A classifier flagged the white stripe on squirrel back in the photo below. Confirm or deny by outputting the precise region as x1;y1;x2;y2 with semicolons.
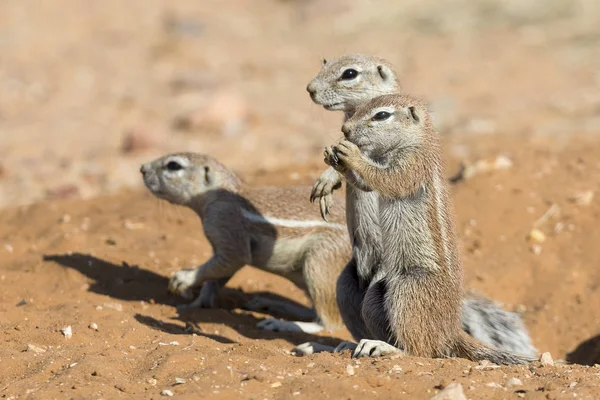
242;209;345;231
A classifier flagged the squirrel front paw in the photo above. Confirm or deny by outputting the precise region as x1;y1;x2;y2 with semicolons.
332;140;362;169
310;166;342;221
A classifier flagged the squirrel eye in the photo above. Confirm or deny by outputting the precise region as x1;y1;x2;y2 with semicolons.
371;111;392;121
165;161;183;171
340;68;359;80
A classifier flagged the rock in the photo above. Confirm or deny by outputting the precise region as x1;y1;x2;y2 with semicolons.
430;382;467;400
26;344;46;354
540;352;554;367
270;382;282;388
160;389;174;396
507;377;523;387
475;360;500;370
527;229;546;244
389;365;403;374
450;155;513;183
174;377;186;385
147;378;157;386
346;365;355;376
89;322;98;330
530;244;542;255
570;190;594;206
103;302;123;312
61;325;73;339
486;382;503;389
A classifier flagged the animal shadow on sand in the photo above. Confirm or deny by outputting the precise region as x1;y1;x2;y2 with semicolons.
43;253;342;349
567;334;600;366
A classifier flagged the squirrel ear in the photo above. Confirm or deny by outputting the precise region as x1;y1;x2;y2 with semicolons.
204;166;211;185
406;106;420;123
377;65;393;82
322;58;327;66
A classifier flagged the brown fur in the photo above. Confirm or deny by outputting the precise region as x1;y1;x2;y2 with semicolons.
329;94;534;364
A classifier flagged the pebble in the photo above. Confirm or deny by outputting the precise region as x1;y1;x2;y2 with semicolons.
174;377;186;385
160;389;174;397
452;155;512;182
475;360;500;370
430;382;467;400
570;190;594;206
389;365;403;374
89;322;98;330
147;378;157;386
103;302;123;312
486;382;503;389
61;325;73;339
527;229;546;244
26;344;46;354
271;382;282;388
530;244;543;255
540;352;554;367
346;365;355;376
507;377;523;387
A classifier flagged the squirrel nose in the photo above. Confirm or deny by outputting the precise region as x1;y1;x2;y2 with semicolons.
140;164;147;175
306;82;317;96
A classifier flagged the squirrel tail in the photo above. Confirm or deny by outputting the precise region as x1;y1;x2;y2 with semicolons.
453;330;537;365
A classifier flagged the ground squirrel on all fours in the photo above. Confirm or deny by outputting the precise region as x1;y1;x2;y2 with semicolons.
325;93;536;364
298;54;537;358
140;152;350;335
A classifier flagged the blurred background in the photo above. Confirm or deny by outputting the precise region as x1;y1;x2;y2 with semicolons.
1;2;600;395
0;0;599;207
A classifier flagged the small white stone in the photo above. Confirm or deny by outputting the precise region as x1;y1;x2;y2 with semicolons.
61;326;73;339
26;344;46;354
486;382;503;389
506;377;523;387
270;382;282;388
174;377;186;385
89;322;98;330
346;365;355;376
530;244;543;255
160;389;174;396
540;352;554;367
103;302;123;312
389;365;403;374
147;378;157;386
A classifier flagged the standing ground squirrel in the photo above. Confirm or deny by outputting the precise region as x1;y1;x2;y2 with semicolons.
300;54;536;358
325;93;535;364
140;152;350;334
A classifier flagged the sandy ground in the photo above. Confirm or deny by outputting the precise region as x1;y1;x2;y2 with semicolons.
1;0;600;399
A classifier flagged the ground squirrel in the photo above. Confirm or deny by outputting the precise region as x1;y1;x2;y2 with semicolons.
325;93;535;364
140;152;350;334
299;54;536;358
